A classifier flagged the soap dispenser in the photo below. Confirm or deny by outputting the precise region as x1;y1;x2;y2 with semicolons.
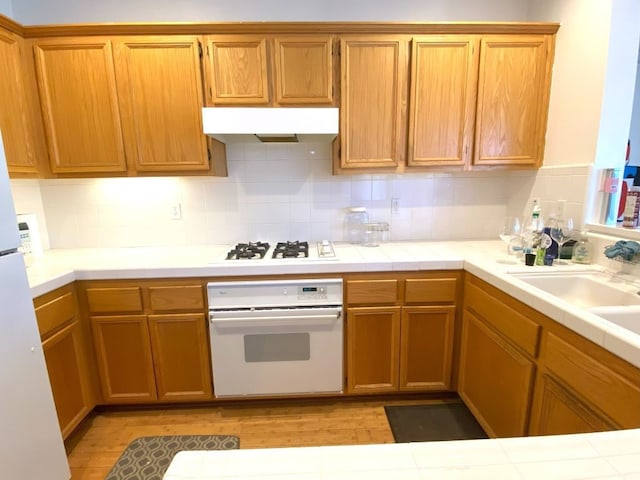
571;232;591;264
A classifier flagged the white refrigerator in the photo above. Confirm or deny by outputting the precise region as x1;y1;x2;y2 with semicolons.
0;130;70;479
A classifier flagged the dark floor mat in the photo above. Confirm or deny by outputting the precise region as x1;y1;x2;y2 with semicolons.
384;403;488;443
106;434;239;480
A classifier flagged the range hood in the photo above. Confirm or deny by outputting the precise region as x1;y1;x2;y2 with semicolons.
202;107;339;143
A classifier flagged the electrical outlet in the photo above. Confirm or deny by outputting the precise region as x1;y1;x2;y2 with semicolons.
391;198;400;214
169;203;182;220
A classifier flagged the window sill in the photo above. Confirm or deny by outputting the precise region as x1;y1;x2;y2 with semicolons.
586;223;640;241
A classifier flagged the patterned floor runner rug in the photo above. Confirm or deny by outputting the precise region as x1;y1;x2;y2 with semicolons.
106;434;240;480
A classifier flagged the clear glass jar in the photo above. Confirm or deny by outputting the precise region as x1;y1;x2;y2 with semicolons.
362;221;389;247
345;207;369;244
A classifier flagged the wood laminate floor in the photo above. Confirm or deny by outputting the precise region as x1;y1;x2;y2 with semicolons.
66;396;458;479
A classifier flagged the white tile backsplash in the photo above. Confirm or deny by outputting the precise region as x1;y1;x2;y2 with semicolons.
9;146;593;249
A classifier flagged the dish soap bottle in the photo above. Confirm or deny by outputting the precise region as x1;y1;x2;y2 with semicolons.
571;232;591;264
525;199;544;262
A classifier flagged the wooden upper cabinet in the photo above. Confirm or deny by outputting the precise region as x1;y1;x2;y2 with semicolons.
0;28;39;175
473;35;553;168
33;38;127;174
205;36;270;105
204;35;334;106
273;36;333;104
408;36;478;168
113;36;209;172
339;36;408;169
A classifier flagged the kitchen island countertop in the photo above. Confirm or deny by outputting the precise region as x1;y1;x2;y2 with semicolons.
163;428;640;480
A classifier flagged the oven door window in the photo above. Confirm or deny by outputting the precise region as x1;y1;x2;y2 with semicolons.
244;333;310;362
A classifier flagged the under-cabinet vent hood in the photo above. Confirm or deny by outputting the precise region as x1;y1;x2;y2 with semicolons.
202;107;339;143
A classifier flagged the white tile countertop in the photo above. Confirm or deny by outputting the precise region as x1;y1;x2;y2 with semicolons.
163;428;640;480
24;240;640;368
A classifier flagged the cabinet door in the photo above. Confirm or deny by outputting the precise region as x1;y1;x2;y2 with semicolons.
273;36;333;105
340;36;408;169
346;306;401;394
113;36;210;172
540;332;640;429
458;310;535;437
400;306;455;391
205;36;269;105
42;320;93;438
0;29;39;175
529;371;614;436
473;35;552;167
91;315;157;403
33;38;127;174
408;36;478;168
148;313;213;401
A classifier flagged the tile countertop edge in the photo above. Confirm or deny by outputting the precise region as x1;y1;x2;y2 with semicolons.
29;269;76;298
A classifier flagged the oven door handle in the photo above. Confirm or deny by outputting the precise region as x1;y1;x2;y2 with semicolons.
210;311;341;329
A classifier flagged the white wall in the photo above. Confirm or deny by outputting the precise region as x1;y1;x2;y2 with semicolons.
9;179;50;250
593;0;640;169
10;0;528;24
0;0;12;17
526;0;612;167
16;143;511;248
514;0;640;229
628;53;640;167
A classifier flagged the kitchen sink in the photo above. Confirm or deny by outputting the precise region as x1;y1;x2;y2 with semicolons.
588;307;640;335
510;271;640;308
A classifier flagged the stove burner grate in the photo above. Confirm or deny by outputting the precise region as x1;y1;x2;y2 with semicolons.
272;241;309;259
226;242;270;260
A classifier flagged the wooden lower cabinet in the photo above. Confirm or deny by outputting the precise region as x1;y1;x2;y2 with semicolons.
346;305;456;394
400;306;455;391
529;371;614;435
91;315;157;403
35;284;96;439
529;331;640;433
84;279;213;404
148;313;212;401
462;273;640;438
345;272;460;395
41;320;93;438
347;307;401;393
458;310;535;437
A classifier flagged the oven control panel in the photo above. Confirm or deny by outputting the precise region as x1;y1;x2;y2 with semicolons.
298;285;329;301
208;278;343;309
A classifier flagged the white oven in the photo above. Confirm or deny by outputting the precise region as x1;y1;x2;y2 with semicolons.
207;278;343;398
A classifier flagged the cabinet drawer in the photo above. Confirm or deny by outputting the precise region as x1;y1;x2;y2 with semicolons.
545;332;640;428
148;285;204;312
405;278;457;304
35;291;76;338
346;279;399;305
86;287;143;314
464;280;540;357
